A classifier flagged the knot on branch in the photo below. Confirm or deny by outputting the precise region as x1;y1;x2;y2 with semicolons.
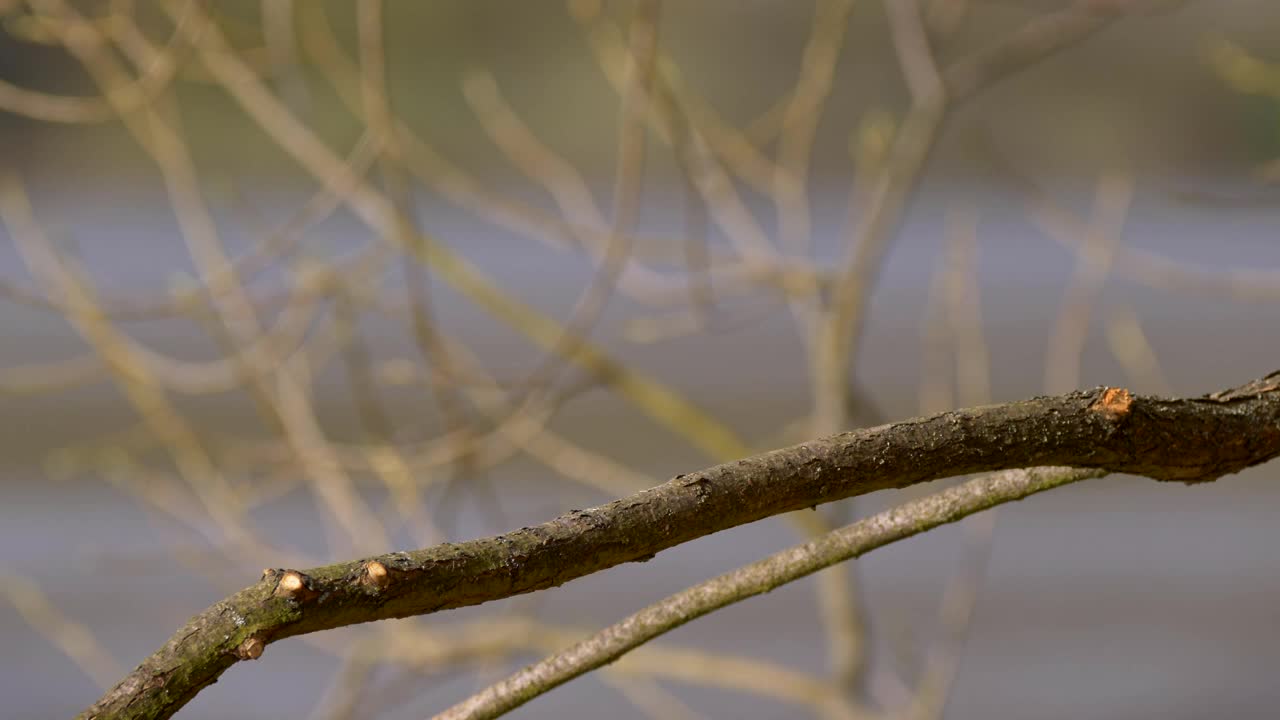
272;570;318;602
359;560;392;591
1090;386;1133;421
234;636;265;661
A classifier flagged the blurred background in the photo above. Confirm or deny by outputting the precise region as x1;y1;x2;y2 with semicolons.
3;1;1280;718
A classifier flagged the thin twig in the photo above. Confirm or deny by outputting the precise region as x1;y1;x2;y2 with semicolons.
433;467;1103;720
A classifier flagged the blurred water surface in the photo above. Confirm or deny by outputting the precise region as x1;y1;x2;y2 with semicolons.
4;1;1280;716
3;180;1279;719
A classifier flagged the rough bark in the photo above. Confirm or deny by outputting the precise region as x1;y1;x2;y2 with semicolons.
79;373;1280;719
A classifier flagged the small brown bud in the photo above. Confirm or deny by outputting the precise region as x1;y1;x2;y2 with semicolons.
274;570;310;599
1091;387;1133;420
236;637;265;660
362;560;390;589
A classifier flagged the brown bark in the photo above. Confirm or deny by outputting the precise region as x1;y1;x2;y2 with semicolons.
81;373;1280;719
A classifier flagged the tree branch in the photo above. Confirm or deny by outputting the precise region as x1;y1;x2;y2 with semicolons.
435;466;1106;720
81;372;1280;719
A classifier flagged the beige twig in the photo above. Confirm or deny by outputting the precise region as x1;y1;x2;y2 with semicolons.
165;0;752;462
1104;305;1172;394
1045;172;1131;393
0;0;193;123
3;575;124;690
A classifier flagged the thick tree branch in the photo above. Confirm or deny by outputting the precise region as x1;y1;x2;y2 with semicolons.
81;372;1280;719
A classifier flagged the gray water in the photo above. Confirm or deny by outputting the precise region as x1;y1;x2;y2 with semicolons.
3;180;1280;719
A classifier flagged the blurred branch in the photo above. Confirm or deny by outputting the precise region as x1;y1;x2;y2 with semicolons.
0;171;254;546
815;0;943;440
1044;172;1130;393
815;0;1143;438
569;1;781;261
994;150;1280;301
2;576;124;690
82;372;1280;719
941;0;1133;104
347;615;861;717
0;0;193;123
0;129;380;323
904;205;997;720
165;0;754;463
1105;305;1171;394
507;0;660;402
775;0;856;270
